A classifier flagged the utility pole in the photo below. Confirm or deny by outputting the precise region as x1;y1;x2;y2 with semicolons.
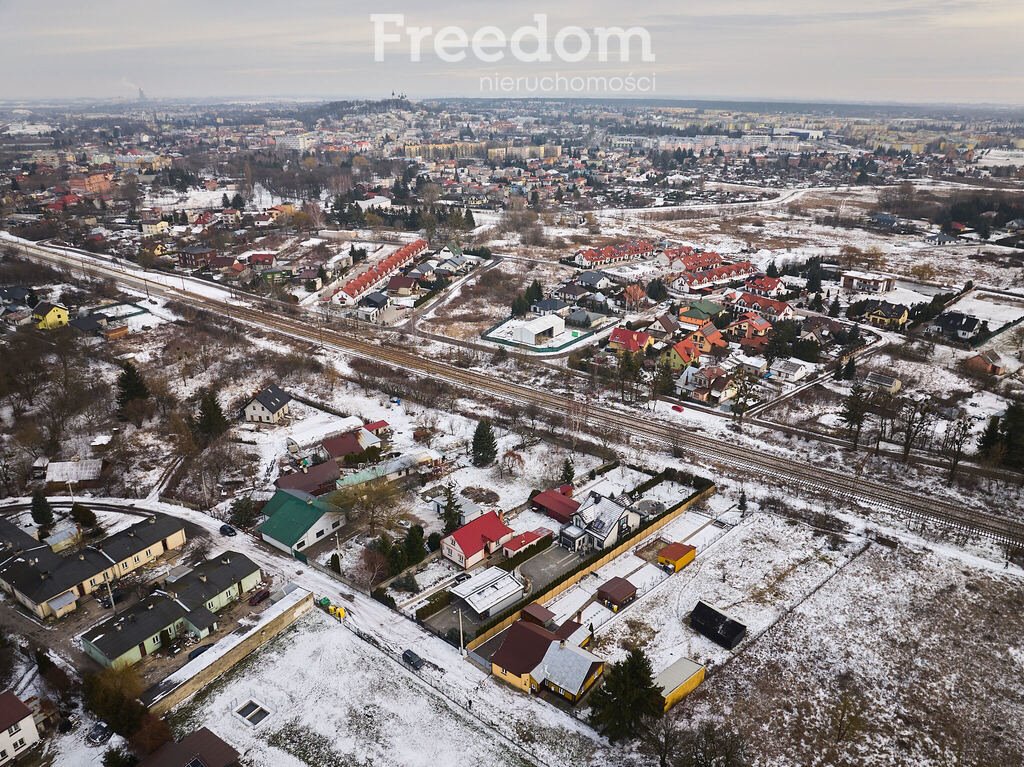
458;608;465;656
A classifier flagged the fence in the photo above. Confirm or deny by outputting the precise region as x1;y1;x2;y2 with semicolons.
466;483;717;651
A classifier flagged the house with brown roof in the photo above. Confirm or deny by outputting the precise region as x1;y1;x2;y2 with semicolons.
0;691;40;763
489;620;604;703
139;726;239;767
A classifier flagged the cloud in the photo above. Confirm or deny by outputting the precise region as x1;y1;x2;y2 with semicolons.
0;0;1019;104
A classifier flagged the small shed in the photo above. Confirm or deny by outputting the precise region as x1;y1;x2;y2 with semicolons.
521;602;556;628
596;577;637;612
690;600;746;650
658;542;696;573
654;657;706;712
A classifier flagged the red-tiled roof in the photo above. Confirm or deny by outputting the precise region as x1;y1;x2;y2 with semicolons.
532;488;580;524
447;511;513;559
503;528;551;553
608;327;652;353
659;542;696;562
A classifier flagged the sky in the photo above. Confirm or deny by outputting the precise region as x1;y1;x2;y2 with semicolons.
0;0;1022;105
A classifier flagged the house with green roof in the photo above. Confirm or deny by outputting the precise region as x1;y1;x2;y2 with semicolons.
259;489;343;555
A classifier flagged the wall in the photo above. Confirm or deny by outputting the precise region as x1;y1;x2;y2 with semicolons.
663;667;705;712
146;592;313;716
295;513;345;551
467;485;716;652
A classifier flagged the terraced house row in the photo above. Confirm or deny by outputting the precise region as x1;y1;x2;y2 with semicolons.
0;516;186;619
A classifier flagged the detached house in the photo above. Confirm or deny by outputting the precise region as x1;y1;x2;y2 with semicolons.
607;327;653;355
559;492;640;553
244;384;292;424
32;301;69;330
677;366;736;405
0;691;41;763
259;489;344;555
859;300;909;330
441;511;514;569
661;338;699;371
490;619;604;703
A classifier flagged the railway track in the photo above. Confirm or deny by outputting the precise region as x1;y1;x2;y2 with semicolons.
12;240;1024;548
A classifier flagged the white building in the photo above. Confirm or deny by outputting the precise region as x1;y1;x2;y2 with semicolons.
449;566;526;618
512;315;565;346
0;692;40;764
244;384;292;424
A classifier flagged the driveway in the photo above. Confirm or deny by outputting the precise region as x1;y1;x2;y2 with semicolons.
519;545;582;595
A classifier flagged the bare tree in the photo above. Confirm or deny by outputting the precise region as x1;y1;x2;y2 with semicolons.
895;398;936;463
639;714;687;767
941;414;973;483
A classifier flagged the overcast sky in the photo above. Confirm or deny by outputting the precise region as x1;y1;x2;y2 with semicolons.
1;0;1021;105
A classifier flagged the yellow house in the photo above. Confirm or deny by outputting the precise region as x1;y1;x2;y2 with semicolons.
862;301;908;330
658;542;696;573
661;339;699;372
655;657;706;712
0;515;187;620
490;620;604;704
33;301;69;330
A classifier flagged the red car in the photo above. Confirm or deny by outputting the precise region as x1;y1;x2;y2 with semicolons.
248;588;271;606
671;404;685;413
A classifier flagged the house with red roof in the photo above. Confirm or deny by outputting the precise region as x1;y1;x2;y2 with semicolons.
607;327;654;355
334;239;428;304
661;338;700;371
441;511;514;569
744;275;786;298
673;261;757;293
573;239;655;268
726;291;795;322
688;322;729;354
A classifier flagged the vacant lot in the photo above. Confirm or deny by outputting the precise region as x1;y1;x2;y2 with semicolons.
681;542;1024;767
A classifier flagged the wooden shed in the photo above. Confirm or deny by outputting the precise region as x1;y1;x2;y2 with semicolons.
654;657;706;712
658;542;696;572
690;600;746;650
596;576;636;612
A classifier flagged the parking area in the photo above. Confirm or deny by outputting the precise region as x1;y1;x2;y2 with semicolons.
519;544;582;595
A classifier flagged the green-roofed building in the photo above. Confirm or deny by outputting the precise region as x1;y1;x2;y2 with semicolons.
259;489;343;555
681;299;725;322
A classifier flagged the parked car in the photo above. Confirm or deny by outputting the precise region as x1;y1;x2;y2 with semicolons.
671;404;685;412
86;722;113;746
248;588;271;606
402;649;425;670
187;645;211;661
219;524;237;537
453;573;471;584
98;590;125;609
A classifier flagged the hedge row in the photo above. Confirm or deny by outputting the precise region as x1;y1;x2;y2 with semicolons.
497;534;553;572
628;465;715;498
415;589;451;621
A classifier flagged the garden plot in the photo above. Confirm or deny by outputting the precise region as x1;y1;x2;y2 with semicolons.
682;541;1024;767
950;290;1024;329
172;611;603;767
592;513;860;671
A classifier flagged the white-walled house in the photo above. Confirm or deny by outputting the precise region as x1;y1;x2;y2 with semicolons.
0;692;40;764
244;384;292;424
